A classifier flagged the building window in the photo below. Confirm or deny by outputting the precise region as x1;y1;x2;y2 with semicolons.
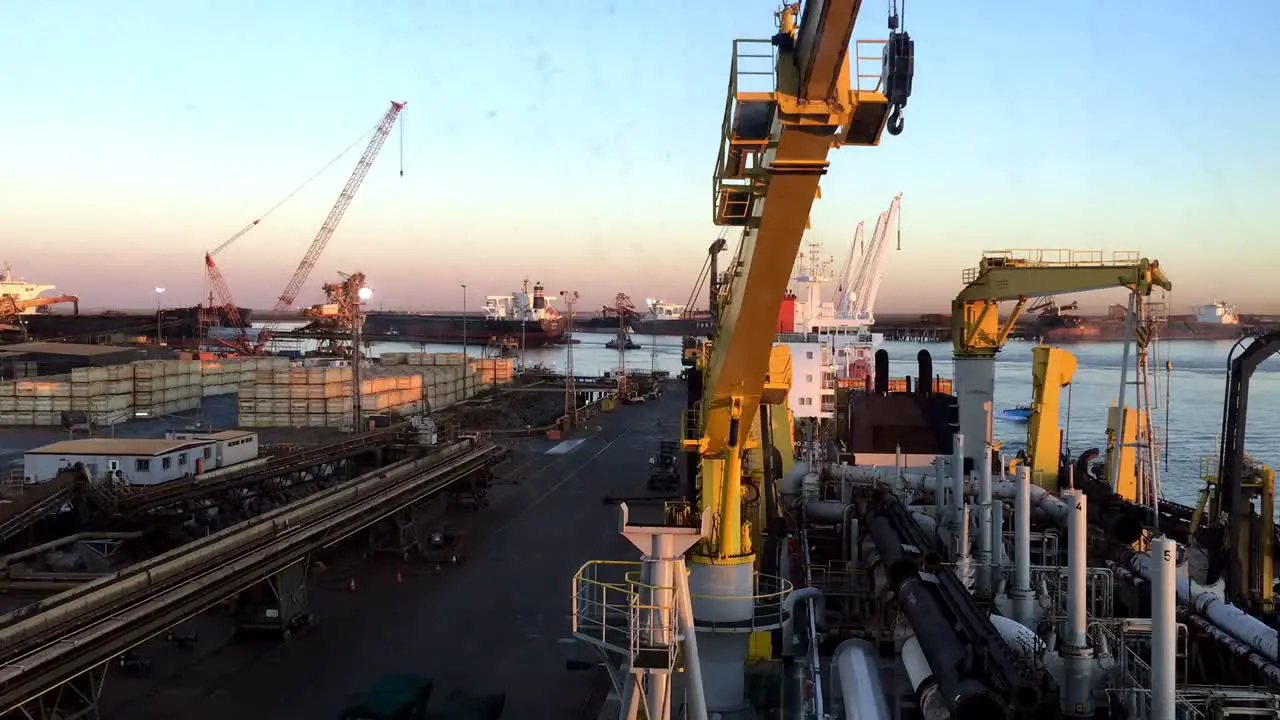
135;459;150;473
162;457;172;470
204;447;212;459
806;351;814;360
805;374;813;383
178;453;188;466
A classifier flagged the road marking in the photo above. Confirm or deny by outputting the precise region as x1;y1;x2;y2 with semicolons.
545;439;586;456
494;433;624;535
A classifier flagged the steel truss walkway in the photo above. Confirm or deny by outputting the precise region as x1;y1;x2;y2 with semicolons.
0;436;506;719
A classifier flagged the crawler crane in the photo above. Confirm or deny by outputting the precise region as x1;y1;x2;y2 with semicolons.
570;4;915;720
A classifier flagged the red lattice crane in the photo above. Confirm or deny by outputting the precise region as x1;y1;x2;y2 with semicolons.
205;100;405;354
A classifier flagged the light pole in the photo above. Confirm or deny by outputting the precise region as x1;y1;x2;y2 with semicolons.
460;283;468;399
352;285;373;433
154;287;166;345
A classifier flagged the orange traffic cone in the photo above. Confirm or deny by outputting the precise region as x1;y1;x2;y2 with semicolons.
349;577;357;592
395;569;404;584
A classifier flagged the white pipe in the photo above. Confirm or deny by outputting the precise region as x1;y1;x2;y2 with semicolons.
780;461;811;497
834;639;891;720
933;459;946;520
895;444;903;481
901;636;948;720
674;558;709;720
1150;537;1177;720
988;614;1046;658
950;433;965;533
956;503;973;589
830;465;1067;521
977;448;993;594
1129;548;1279;661
991;499;1005;575
1064;489;1087;650
1012;466;1036;629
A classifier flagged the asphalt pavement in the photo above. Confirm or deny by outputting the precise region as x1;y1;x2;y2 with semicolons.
101;389;683;720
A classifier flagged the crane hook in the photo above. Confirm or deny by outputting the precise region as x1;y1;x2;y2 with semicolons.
887;106;905;136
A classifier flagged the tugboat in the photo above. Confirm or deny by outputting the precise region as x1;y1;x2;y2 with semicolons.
605;333;642;350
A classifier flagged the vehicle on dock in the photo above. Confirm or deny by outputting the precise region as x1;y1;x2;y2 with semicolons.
340;674;433;720
647;441;680;492
422;527;464;564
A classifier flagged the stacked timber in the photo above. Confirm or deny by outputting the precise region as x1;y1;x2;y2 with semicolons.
200;356;286;396
237;365;425;429
0;364;136;426
132;359;202;417
469;357;515;386
379;352;486;407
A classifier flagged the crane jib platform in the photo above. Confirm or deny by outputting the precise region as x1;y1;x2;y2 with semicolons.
0;438;505;716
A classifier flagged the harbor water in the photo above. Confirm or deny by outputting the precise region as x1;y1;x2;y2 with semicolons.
266;326;1279;509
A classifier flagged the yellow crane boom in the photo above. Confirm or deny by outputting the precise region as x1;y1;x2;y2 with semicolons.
688;1;907;563
949;248;1172;467
952;249;1172;357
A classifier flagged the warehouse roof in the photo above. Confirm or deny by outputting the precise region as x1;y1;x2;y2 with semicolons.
177;430;256;442
26;438;214;457
2;342;134;357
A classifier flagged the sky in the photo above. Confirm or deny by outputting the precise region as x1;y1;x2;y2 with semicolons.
1;0;1277;315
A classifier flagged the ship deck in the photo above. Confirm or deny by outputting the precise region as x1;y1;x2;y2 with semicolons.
102;388;683;720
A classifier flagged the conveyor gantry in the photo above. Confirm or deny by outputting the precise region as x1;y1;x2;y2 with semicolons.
0;436;506;719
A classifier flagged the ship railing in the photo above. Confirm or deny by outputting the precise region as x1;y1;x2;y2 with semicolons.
975;248;1144;271
712;38;776;225
1092;617;1204;719
809;561;867;598
571;560;678;672
686;571;794;634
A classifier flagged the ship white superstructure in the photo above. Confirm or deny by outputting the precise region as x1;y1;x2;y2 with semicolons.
0;263;56;315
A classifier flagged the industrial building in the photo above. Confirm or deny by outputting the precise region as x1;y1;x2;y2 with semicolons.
0;342;165;379
22;437;218;485
172;430;259;468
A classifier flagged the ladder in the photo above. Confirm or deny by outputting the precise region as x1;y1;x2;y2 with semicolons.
1109;292;1166;518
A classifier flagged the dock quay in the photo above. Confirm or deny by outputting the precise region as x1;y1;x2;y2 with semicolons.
0;372;673;719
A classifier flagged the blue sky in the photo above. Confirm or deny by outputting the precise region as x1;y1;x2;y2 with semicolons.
0;0;1275;313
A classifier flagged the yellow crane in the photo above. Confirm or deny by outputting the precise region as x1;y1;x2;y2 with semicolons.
950;250;1172;473
662;1;915;714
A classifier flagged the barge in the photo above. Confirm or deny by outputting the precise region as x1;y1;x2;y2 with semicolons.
361;281;564;347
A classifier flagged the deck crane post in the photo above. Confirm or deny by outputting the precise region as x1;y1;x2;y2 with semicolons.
849;192;901;322
569;6;913;718
687;2;909;715
252;101;405;353
830;220;864;314
950;250;1171;472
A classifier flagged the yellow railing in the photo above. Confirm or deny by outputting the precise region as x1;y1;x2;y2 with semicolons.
853;39;888;94
711;38;775;224
572;560;678;668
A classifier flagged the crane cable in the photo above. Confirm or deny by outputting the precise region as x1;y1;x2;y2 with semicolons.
209;119;384;258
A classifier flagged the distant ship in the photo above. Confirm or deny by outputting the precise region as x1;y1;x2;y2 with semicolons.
0;263;57;314
629;301;714;337
362;281;565;348
1039;300;1249;343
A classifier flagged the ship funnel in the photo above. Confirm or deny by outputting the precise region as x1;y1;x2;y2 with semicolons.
917;350;933;396
532;282;546;310
874;350;890;394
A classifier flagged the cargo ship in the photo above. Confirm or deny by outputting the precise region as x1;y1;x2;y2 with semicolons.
629;301;713;336
361;281;565;347
5;306;253;345
1038;300;1254;342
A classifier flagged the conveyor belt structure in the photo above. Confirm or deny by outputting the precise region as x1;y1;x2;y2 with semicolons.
0;436;506;717
114;426;410;515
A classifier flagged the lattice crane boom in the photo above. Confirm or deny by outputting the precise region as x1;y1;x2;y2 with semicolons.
254;101;405;352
